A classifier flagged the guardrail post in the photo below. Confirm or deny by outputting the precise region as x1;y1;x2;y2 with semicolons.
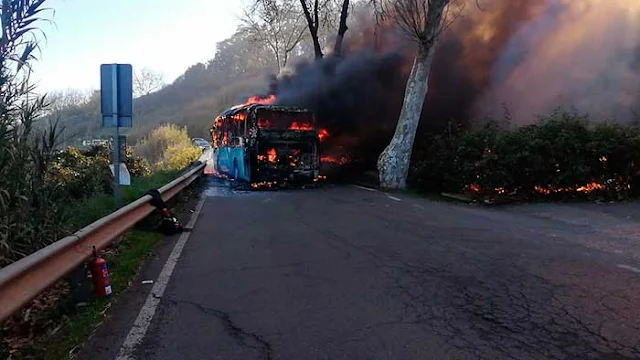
68;263;92;305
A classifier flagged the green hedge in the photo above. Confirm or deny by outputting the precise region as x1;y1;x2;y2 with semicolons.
409;111;640;201
0;145;152;267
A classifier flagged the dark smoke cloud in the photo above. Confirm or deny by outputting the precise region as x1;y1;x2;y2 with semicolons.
422;0;547;129
271;50;407;167
274;50;404;131
260;0;640;166
473;0;640;122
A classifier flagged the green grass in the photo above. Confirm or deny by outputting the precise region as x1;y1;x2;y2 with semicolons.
13;230;162;360
8;169;194;359
68;170;181;229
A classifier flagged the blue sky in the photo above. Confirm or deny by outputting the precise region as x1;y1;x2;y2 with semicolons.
32;0;244;93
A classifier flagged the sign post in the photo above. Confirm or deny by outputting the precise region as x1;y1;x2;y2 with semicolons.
100;64;133;206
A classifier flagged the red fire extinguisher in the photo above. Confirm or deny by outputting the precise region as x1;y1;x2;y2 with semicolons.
91;246;113;297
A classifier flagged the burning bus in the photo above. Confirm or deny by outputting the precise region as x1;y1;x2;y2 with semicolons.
210;103;321;186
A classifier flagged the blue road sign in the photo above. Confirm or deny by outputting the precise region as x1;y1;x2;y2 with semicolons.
100;64;133;128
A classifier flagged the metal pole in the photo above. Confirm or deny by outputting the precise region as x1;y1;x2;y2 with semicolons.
111;64;120;206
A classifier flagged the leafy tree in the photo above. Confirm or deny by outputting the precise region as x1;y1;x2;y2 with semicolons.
135;124;202;171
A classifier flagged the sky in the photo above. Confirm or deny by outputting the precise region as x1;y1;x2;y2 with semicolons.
31;0;244;93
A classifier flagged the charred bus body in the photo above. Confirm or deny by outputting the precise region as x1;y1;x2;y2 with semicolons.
210;104;320;185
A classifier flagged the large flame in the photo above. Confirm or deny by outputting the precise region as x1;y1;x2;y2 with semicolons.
253;0;640;173
230;93;331;143
230;94;276;110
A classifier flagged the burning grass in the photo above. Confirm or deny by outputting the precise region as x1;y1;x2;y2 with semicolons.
409;111;640;203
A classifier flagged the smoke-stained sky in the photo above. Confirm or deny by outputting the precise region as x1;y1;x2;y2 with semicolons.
230;0;640;170
272;0;640;129
465;0;640;123
257;0;640;167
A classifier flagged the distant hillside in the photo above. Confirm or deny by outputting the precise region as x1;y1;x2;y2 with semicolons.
41;1;365;147
48;65;271;147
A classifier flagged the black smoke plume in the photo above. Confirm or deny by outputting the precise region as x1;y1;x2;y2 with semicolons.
258;0;640;169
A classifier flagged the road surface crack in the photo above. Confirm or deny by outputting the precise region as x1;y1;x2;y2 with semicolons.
175;299;273;360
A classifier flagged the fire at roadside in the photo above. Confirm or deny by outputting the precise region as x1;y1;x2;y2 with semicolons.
462;180;628;204
211;93;358;190
236;0;640;193
235;96;361;171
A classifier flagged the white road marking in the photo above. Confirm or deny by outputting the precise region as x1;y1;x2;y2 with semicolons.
115;195;207;360
617;264;640;274
353;184;378;192
387;195;402;202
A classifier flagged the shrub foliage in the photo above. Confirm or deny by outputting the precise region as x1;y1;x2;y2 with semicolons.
1;142;152;267
135;124;202;171
409;111;640;202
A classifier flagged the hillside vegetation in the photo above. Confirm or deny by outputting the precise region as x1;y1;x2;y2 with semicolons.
40;0;640;204
42;0;372;146
0;2;204;267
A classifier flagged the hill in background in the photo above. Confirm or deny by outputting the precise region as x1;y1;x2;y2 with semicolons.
47;66;270;147
44;1;346;148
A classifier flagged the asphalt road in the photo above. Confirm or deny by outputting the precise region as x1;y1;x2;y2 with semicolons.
83;176;640;360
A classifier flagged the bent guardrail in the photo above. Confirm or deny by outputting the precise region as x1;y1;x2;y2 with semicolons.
0;162;205;323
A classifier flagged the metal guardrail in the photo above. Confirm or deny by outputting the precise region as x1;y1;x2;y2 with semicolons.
0;162;205;323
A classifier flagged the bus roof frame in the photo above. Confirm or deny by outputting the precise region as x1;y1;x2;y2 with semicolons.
218;104;312;119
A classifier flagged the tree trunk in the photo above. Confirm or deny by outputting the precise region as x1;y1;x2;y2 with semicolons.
376;44;435;189
311;34;323;59
333;0;349;56
300;0;324;59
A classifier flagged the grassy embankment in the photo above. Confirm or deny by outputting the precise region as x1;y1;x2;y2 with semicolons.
3;169;202;360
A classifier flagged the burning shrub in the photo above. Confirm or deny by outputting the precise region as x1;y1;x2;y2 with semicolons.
409;110;640;202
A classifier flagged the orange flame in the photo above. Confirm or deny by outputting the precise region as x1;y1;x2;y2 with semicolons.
289;122;313;130
576;182;606;193
321;155;349;165
257;148;278;163
267;148;277;163
231;94;276;110
251;181;278;189
318;128;329;142
467;181;607;195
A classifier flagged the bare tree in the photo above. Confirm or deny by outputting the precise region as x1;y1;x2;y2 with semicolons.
374;0;463;189
299;0;324;59
243;0;308;71
133;67;165;97
332;0;350;55
299;0;351;58
47;88;91;111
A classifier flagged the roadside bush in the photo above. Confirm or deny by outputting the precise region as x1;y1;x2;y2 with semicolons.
82;144;152;177
48;147;111;198
47;145;152;200
409;110;640;202
155;144;202;171
135;124;201;171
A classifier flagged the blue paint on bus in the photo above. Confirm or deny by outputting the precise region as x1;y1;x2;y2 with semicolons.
210;103;320;184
